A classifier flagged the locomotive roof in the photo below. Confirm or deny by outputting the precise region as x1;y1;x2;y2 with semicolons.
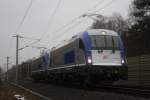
86;29;119;36
51;29;119;51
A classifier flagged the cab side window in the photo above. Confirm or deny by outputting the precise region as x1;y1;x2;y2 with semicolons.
79;39;85;50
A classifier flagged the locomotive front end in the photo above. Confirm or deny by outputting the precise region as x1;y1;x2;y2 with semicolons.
83;29;127;81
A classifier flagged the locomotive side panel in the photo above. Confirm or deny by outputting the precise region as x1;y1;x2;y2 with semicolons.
31;58;42;71
30;29;127;83
50;38;86;69
51;40;75;68
74;39;86;65
51;48;64;67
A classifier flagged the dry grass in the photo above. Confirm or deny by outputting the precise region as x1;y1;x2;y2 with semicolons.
0;83;15;100
0;83;42;100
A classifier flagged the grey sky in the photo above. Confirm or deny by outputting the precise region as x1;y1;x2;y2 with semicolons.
0;0;132;71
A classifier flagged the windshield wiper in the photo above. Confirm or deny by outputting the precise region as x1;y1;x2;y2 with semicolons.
94;39;102;53
112;37;115;53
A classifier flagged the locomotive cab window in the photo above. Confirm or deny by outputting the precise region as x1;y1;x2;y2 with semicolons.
89;35;120;50
79;39;85;50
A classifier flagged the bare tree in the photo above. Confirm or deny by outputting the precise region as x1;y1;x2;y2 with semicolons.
91;13;129;35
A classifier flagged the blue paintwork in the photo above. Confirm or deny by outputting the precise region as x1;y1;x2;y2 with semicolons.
80;31;125;64
41;51;49;70
64;50;75;64
80;31;92;60
118;37;125;60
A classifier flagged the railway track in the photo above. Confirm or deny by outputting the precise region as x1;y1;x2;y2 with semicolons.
14;80;150;100
56;81;150;98
11;82;52;100
95;85;150;98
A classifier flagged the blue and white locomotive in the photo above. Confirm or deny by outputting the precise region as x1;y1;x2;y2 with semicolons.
32;29;127;84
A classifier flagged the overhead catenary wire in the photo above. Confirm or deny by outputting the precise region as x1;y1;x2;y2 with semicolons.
40;17;79;42
19;0;61;50
8;0;33;67
17;36;39;48
46;17;89;47
32;18;79;48
12;0;118;63
18;38;40;51
15;0;33;34
18;36;40;41
41;0;62;40
14;0;62;51
36;0;106;43
12;0;117;52
85;0;106;12
44;0;118;47
93;0;117;13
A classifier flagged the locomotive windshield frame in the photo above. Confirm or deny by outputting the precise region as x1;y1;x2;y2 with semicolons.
89;35;120;50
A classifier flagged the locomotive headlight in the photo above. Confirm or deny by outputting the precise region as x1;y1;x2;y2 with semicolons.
87;56;92;64
101;31;106;35
121;59;125;64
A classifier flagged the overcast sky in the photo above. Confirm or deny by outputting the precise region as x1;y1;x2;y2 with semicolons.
0;0;132;71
